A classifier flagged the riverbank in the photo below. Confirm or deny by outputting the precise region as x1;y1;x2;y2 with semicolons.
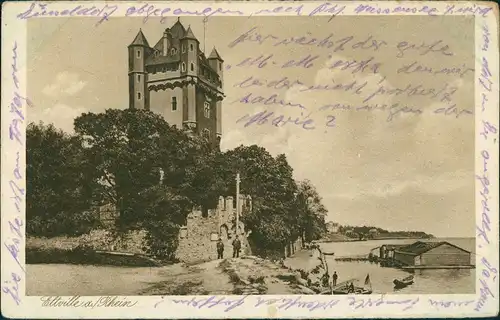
27;249;328;296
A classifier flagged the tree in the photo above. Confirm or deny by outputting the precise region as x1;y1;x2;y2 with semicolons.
216;145;300;250
27;122;97;236
295;180;328;243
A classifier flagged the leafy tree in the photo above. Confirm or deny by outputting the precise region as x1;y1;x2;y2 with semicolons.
295;180;328;242
215;145;300;250
27;122;97;236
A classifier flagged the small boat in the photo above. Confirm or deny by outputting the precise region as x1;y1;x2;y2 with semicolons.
393;275;414;288
322;251;335;256
321;274;373;295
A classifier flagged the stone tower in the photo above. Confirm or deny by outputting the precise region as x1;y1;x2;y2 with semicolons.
127;19;224;146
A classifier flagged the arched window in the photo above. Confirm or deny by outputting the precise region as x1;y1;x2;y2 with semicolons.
137;50;141;58
171;48;177;55
190;43;194;51
137;74;141;82
137;92;141;100
204;101;210;118
181;63;186;72
190;63;195;72
182;45;186;53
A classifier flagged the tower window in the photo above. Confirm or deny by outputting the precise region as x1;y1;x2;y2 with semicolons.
181;63;186;72
219;64;222;71
137;50;141;58
137;92;142;100
171;48;177;55
182;45;186;53
137;74;141;82
190;44;194;51
190;63;195;72
172;97;177;111
204;101;210;118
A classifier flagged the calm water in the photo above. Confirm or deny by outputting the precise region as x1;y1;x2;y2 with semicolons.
27;238;476;295
320;238;476;294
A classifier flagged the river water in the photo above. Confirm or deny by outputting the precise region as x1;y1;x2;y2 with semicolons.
27;238;475;296
319;238;476;294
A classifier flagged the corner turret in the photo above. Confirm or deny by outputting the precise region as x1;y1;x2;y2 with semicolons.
128;29;150;110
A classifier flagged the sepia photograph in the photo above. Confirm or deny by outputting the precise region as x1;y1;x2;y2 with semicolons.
2;1;498;318
23;14;477;297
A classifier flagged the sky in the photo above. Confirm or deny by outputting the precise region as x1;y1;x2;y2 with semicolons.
27;16;475;237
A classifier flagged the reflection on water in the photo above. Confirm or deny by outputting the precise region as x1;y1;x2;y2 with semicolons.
320;238;476;294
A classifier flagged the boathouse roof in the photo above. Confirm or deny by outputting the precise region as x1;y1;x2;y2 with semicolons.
396;241;471;255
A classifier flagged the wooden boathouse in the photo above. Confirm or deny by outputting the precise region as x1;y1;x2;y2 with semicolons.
393;241;473;269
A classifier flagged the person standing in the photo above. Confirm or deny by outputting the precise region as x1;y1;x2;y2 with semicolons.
216;238;224;259
332;271;338;287
232;235;241;258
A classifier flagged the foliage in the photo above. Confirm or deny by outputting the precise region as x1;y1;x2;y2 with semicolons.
27;122;98;236
28;108;329;259
294;180;328;243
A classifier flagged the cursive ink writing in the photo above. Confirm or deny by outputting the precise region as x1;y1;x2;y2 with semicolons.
428;299;474;310
17;3;117;25
476;150;491;245
125;4;244;23
347;295;420;311
255;296;339;311
479;121;497;141
233;92;306;110
354;4;438;16
327;57;382;74
395;40;453;58
2;273;22;305
234;76;304;90
479;57;492;92
237;110;316;130
482;24;490;51
308;2;346;21
433;104;473;119
397;61;474;78
443;4;492;17
362;82;457;104
475;258;498;312
228;27;387;53
171;295;247;312
320;102;423;122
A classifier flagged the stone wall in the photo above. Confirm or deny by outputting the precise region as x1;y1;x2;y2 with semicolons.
175;195;252;263
91;195;252;263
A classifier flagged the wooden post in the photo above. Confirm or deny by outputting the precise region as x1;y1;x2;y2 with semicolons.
235;173;240;235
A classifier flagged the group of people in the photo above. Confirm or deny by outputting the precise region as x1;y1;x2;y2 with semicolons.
216;235;241;259
331;271;356;293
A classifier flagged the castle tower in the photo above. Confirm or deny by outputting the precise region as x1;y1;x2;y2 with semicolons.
128;29;150;110
128;19;224;146
208;48;224;143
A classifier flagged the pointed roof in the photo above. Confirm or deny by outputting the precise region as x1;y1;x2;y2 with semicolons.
129;29;150;47
208;47;223;61
182;26;198;41
170;19;186;39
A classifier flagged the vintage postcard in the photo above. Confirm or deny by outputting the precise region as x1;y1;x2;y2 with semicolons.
1;1;499;318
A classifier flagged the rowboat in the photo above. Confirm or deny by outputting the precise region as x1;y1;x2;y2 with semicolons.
393;275;414;288
321;274;373;295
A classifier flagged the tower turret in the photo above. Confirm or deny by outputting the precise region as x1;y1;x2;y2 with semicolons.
208;47;224;143
128;29;150;110
180;26;199;77
180;26;200;133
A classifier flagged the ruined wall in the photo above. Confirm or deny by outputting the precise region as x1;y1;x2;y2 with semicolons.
95;195;252;263
175;195;252;263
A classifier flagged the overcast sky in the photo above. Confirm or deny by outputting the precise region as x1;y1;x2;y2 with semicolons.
27;16;475;237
